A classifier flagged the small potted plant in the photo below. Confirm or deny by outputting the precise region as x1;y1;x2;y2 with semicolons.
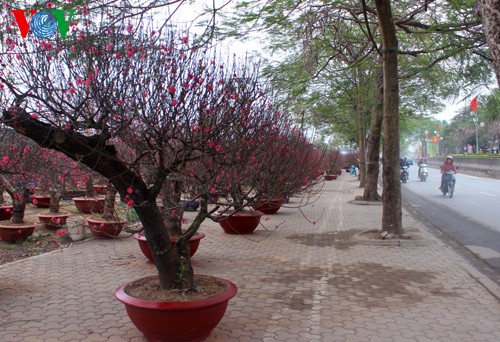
324;149;341;180
73;177;105;214
0;176;37;243
85;182;126;238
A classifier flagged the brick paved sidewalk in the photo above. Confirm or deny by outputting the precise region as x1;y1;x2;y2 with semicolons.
1;174;499;341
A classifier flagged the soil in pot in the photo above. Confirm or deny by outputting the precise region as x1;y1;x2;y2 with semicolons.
115;275;238;342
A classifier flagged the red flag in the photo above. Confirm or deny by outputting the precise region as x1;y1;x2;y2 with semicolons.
470;96;478;111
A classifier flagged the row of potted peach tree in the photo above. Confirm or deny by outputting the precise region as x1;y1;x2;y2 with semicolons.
1;25;293;341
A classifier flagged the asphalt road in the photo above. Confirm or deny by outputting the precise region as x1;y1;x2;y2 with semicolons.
401;165;500;285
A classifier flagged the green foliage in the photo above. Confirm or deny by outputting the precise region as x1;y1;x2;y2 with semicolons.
482;89;500;122
219;0;494;151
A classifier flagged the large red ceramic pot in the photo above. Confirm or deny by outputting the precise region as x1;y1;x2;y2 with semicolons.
86;216;126;238
37;213;70;230
133;232;206;263
251;198;284;215
0;206;14;221
31;195;51;208
0;222;37;243
73;197;105;214
115;275;238;342
217;210;264;235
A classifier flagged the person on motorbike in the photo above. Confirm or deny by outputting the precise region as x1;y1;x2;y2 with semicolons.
417;157;427;179
400;157;410;181
439;156;457;190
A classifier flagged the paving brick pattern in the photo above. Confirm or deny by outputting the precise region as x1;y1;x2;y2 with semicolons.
1;175;499;341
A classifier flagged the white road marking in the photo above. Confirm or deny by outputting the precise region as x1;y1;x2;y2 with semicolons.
479;192;496;197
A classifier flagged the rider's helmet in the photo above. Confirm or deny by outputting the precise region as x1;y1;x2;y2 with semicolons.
446;155;453;161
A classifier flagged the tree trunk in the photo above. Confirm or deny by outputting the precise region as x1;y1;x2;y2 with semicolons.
85;177;95;197
477;0;500;87
374;0;403;236
357;67;366;188
103;182;117;219
11;188;30;224
49;189;61;214
161;179;184;237
134;198;188;288
362;60;384;201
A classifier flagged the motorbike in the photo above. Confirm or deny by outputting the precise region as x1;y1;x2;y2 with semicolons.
400;165;409;183
441;170;456;198
418;163;429;182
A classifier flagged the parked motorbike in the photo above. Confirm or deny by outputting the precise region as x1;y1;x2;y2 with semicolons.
400;165;409;183
418;163;429;182
441;170;456;198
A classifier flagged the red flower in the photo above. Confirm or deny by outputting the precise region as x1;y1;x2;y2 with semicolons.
127;187;133;194
127;200;134;207
56;229;67;236
180;37;189;44
172;99;179;106
167;85;176;94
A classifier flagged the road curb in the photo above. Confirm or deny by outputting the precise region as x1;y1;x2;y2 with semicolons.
461;262;500;301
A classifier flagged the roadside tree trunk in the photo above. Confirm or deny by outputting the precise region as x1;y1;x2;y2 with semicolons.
476;0;500;86
357;67;367;188
374;0;403;236
362;60;384;201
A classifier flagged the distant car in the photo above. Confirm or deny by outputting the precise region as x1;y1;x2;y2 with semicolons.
406;158;414;165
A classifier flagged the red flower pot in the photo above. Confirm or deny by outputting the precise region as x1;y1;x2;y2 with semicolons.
251;198;284;215
217;210;264;235
115;275;237;342
133;232;206;263
31;195;51;208
0;222;37;243
93;185;107;195
73;197;105;214
0;206;14;221
324;174;337;180
86;216;126;238
37;213;70;230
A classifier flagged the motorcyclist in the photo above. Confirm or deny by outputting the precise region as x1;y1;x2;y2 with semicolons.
417;157;427;179
439;156;457;190
399;157;409;180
